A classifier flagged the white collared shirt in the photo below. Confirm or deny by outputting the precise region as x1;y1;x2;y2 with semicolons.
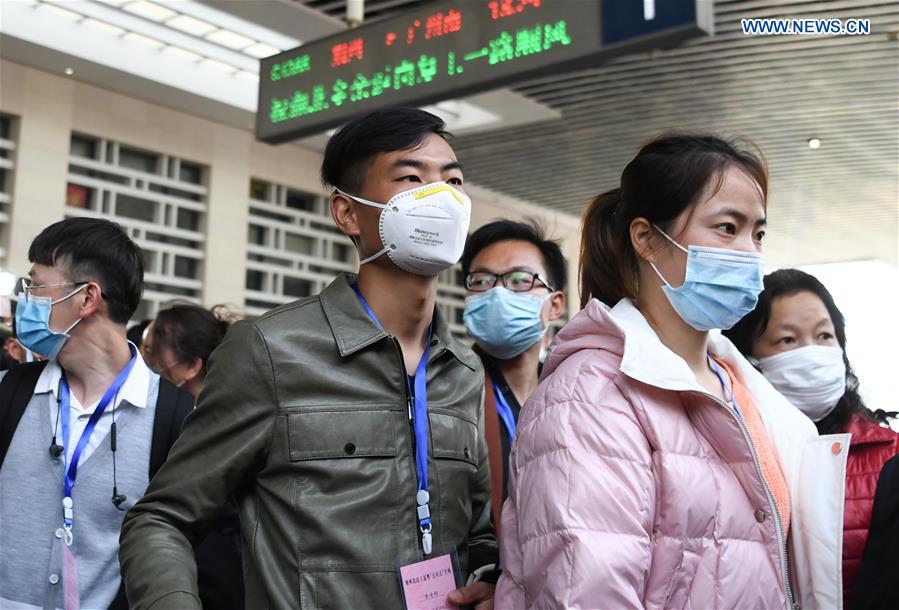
37;345;152;466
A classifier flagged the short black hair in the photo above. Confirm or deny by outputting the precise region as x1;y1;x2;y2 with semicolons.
28;217;144;325
321;107;451;193
461;219;567;293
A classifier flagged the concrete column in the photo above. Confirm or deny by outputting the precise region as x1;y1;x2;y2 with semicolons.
202;128;250;307
6;66;73;276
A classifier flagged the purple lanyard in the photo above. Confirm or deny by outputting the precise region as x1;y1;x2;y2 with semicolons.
59;346;137;544
708;353;741;415
352;284;435;553
492;381;517;442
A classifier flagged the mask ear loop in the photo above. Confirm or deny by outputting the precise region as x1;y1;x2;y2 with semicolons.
334;189;395;266
648;225;689;289
50;283;89;306
359;245;393;266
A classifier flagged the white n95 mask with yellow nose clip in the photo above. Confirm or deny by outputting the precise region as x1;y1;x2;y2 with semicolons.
338;182;471;276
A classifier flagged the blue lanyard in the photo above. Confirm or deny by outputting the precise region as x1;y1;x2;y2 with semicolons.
59;347;137;544
352;284;435;553
707;353;740;415
492;381;517;442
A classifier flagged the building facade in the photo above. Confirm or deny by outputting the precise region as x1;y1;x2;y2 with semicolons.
0;61;580;335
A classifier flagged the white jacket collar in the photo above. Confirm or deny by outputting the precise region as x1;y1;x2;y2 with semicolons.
604;297;847;609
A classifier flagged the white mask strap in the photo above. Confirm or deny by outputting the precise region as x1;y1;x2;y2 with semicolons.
334;189;391;265
51;283;88;306
652;225;689;254
334;189;388;210
63;316;83;335
359;245;391;266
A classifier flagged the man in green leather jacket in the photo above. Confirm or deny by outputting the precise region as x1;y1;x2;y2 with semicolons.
120;108;499;609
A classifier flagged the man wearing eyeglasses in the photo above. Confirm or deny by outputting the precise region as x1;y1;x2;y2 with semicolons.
460;220;567;538
0;217;239;610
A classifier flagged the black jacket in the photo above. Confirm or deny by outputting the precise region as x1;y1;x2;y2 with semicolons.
852;454;899;610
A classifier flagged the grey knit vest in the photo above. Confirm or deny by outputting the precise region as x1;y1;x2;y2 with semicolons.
0;380;157;610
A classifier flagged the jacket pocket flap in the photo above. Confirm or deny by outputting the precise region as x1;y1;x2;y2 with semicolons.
429;411;478;466
287;410;398;460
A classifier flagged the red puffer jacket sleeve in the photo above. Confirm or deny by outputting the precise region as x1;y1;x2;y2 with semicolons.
842;414;899;606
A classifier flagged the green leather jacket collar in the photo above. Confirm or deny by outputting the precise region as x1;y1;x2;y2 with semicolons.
320;273;479;371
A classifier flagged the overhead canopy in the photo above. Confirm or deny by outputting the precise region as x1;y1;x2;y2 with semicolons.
301;0;899;268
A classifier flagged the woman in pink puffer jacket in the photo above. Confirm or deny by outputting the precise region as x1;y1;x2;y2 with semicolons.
495;135;848;610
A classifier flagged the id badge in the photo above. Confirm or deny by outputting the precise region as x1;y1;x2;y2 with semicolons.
397;548;463;610
62;544;80;610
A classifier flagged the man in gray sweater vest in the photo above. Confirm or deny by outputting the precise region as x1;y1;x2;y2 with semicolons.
1;218;164;609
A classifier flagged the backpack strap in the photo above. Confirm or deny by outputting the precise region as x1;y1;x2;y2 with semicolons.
0;362;49;470
149;378;195;479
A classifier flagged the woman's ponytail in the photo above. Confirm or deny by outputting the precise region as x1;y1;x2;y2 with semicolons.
579;188;635;308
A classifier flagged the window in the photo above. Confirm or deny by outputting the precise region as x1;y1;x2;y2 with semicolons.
286;188;316;212
176;208;200;231
284;233;314;255
67;134;208;318
249;178;270;201
119;145;159;173
116;194;157;223
173;255;198;279
283;276;312;298
179;161;203;185
66;184;93;210
70;133;97;159
248;224;267;246
246;270;265;291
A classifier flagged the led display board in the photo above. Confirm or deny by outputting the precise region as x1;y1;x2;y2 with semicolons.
257;0;712;143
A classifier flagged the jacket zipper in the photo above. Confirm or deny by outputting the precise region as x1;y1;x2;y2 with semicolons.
658;384;797;609
392;338;423;554
718;396;796;610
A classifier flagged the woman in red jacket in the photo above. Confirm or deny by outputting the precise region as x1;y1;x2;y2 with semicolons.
725;268;898;607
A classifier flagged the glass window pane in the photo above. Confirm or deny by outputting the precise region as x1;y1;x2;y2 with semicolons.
173;255;198;279
70;134;98;159
116;194;156;222
332;242;352;262
285;189;316;212
119;145;159;173
179;161;203;184
176;208;200;231
246;269;265;291
66;184;94;209
250;179;270;201
283;276;312;298
284;233;313;255
248;224;267;246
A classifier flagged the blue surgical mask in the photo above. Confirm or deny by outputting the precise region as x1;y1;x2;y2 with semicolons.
463;287;550;360
15;286;86;360
649;226;763;331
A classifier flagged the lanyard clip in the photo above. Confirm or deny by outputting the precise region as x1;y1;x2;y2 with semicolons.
420;525;433;555
62;496;74;522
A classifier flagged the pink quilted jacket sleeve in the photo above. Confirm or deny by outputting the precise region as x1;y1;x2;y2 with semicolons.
495;352;655;609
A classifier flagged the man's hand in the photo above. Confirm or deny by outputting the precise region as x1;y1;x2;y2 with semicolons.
447;581;495;610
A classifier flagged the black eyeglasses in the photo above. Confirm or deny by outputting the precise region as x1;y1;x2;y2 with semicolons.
465;270;554;293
